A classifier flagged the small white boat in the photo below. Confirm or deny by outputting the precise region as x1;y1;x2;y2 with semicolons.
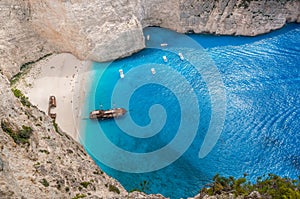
151;68;156;75
160;43;168;47
163;56;168;62
119;69;124;78
178;52;184;60
146;35;150;41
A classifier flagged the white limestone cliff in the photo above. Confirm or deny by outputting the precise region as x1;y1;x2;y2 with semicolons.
1;0;299;78
0;0;54;79
28;0;145;62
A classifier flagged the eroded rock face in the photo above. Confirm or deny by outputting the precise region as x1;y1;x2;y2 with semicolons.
28;0;145;62
1;0;300;78
0;0;55;79
142;0;300;35
175;0;300;35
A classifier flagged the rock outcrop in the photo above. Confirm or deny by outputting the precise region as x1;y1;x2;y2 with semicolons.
142;0;300;35
28;0;145;64
1;0;299;78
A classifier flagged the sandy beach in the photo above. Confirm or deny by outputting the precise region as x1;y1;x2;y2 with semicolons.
16;53;93;142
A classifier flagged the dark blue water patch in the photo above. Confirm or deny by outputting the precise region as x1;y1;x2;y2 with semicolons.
82;24;300;199
205;24;300;182
188;23;300;48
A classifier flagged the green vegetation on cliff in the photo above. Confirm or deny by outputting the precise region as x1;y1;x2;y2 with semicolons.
11;88;31;107
10;53;52;86
200;173;300;198
1;120;32;145
108;184;120;194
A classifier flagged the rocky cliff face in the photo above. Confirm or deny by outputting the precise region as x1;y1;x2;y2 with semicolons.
142;0;300;35
28;0;145;64
0;74;165;198
1;0;299;78
0;0;55;79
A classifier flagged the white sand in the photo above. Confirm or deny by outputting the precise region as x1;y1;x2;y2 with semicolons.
17;53;93;142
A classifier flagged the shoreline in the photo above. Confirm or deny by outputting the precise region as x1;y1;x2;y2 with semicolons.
16;53;93;142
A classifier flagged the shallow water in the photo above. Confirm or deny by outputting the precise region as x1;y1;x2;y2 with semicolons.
80;24;300;198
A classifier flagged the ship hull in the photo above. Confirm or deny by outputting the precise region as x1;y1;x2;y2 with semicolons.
89;108;127;120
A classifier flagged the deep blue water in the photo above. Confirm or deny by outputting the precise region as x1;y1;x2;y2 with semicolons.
80;24;300;199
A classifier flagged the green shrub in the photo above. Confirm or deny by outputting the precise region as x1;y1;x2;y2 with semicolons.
11;88;31;107
108;184;120;194
80;181;91;188
1;121;14;135
12;88;22;98
1;121;32;145
17;125;32;144
72;193;86;199
129;188;143;193
10;53;52;86
53;120;63;136
10;73;23;86
33;162;40;167
129;180;149;193
93;169;103;175
40;178;49;187
39;149;50;154
238;0;251;9
20;96;31;107
200;173;300;198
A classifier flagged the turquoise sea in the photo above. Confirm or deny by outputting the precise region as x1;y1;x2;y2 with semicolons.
80;24;300;198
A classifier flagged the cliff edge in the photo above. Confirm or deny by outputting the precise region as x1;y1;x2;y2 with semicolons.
1;0;299;78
